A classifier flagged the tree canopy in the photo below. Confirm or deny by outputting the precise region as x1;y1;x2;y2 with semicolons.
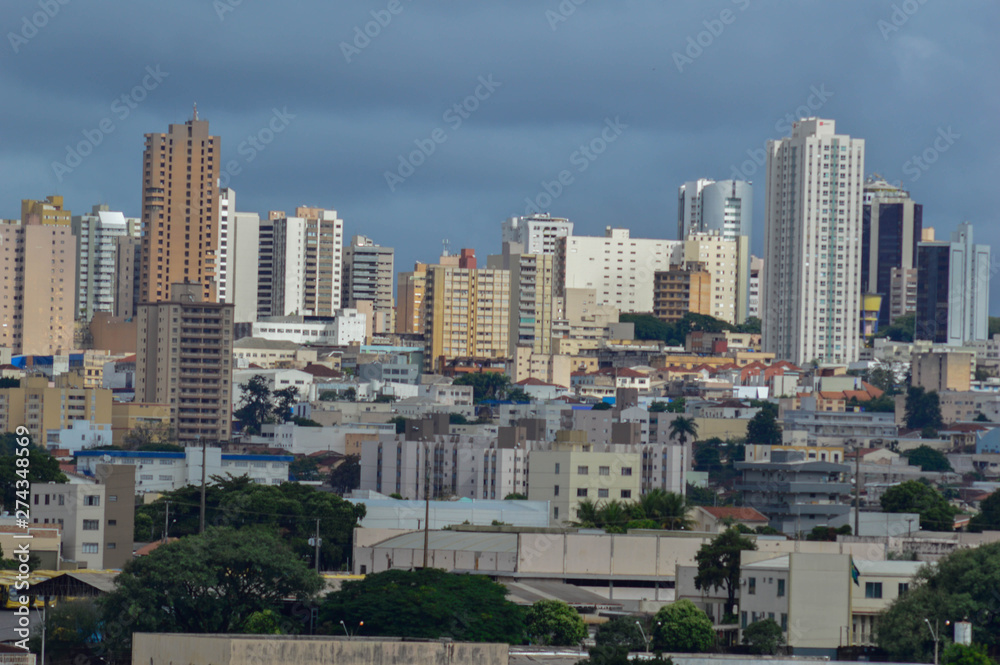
652;599;716;652
0;431;67;511
968;490;1000;532
905;386;944;431
877;542;1000;661
571;490;692;532
746;402;781;445
903;445;953;472
742;618;785;655
100;526;323;658
452;373;529;403
668;416;698;446
327;454;361;494
694;527;757;616
525;599;587;646
318;568;525;643
135;476;365;568
877;313;916;342
234;374;301;434
880;480;957;531
621;312;755;347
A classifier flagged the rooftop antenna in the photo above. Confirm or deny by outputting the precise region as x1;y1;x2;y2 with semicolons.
193;102;198;121
441;238;450;257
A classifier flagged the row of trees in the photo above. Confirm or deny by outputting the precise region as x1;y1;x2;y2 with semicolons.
621;312;761;347
573;490;692;532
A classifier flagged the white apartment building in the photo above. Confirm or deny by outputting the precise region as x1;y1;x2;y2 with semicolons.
257;215;308;318
74;447;291;493
528;449;642;524
233;368;316;405
216;188;234;305
71;205;140;321
762;118;865;365
229;209;261;323
502;214;573;255
748;255;763;319
46;420;114;453
251;310;367;346
556;228;682;314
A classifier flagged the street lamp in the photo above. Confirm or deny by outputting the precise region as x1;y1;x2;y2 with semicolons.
635;620;651;653
340;620;350;639
924;618;950;665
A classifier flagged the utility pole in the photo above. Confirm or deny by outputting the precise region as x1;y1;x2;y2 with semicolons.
200;437;207;534
163;501;170;543
314;518;321;573
423;441;430;569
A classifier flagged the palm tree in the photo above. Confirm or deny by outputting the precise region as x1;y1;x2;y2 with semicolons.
639;489;693;530
572;499;601;528
668;416;698;447
598;500;630;533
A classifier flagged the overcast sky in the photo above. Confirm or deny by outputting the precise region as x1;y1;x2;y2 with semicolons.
2;1;998;310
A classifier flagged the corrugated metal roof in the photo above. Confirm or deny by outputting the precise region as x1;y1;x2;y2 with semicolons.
504;580;622;609
374;530;519;553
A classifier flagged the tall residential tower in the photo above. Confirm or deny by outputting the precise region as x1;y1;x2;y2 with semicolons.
762;118;865;365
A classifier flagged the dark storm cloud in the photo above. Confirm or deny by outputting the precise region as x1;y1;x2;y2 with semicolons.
1;0;998;306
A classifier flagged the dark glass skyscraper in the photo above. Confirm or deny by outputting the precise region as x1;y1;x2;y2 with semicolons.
861;176;922;327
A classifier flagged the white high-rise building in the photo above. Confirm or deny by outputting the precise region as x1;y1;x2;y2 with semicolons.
677;178;753;242
683;232;747;325
916;222;990;345
555;228;682;314
71;205;141;321
229;211;261;323
762;118;865;365
216;188;234;304
748;256;764;320
502;214;573;255
257;215;308;318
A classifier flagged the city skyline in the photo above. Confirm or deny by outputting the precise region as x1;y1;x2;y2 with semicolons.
3;2;997;309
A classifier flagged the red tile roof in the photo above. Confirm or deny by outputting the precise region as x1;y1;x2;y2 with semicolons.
701;507;768;522
134;538;179;556
302;363;344;378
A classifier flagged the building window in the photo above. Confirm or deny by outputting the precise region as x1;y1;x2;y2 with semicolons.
108;520;117;526
741;612;747;629
865;582;883;599
84;496;100;506
109;495;117;502
82;543;99;554
577;488;588;497
554;507;559;520
58;495;65;506
82;520;99;530
553;485;559;496
621;467;633;476
781;613;788;631
777;579;785;597
577;466;589;475
599;466;610;476
898;583;909;596
554;463;560;474
620;489;632;499
107;542;116;550
748;577;756;595
598;489;609;498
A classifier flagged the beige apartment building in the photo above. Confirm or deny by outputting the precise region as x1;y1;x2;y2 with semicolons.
295;206;344;316
110;402;172;446
31;464;135;569
423;264;511;371
0;375;112;443
395;262;428;334
653;262;712;323
911;349;973;392
488;244;557;355
0;196;77;355
528;448;641;524
139;113;221;304
136;283;234;443
683;232;748;325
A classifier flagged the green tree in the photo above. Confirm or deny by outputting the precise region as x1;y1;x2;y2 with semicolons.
0;431;67;511
525;599;587;646
905;386;944;431
668;416;698;446
649;401;669;413
595;616;654;651
903;445;953;472
866;366;901;394
638;489;693;530
327;454;361;494
746;403;781;445
597;500;630;533
989;317;1000;338
234;375;278;434
319;569;524;643
29;599;103;663
742;618;785;655
592;401;613;411
877;313;916;342
577;645;675;665
272;386;300;421
572;499;601;528
846;394;897;413
694;445;722;473
805;525;852;541
242;609;284;634
122;422;177;450
652;599;715;652
685;483;718;507
877;542;1000;661
100;526;323;659
289;457;320;481
880;480;957;531
504;493;528;500
968;490;1000;532
449;412;471;425
388;415;408;434
694;527;757;615
736;317;761;334
942;643;994;665
452;373;520;403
